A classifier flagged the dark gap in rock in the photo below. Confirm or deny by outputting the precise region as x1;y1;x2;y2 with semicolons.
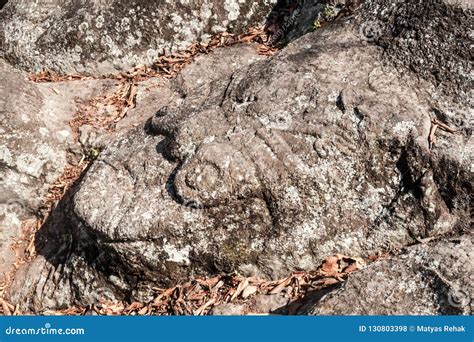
395;149;423;200
336;91;345;112
0;0;8;10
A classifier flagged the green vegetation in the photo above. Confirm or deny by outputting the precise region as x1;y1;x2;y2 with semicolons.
323;5;335;19
312;19;321;31
89;147;101;160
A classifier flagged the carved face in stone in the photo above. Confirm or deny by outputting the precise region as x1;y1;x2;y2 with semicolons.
5;0;471;315
142;28;466;284
149;64;329;228
64;28;467;299
10;3;472;311
144;40;414;279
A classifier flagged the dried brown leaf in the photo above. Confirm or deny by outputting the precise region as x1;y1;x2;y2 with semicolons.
269;276;292;295
194;298;216;316
138;306;149;315
320;255;341;276
1;298;12;315
231;278;250;301
242;285;258;299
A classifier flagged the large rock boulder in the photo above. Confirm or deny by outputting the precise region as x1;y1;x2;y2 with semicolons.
0;59;111;283
9;0;473;312
10;44;267;310
0;0;276;75
302;234;473;315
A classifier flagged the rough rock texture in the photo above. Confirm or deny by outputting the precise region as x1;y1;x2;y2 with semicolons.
270;0;473;106
210;293;289;315
357;0;474;105
0;59;111;283
210;303;246;316
10;44;266;310
9;0;473;312
0;0;276;75
83;44;265;152
302;234;473;315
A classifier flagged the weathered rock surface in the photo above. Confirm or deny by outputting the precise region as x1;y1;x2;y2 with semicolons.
210;293;289;315
0;59;115;279
84;44;266;151
271;0;473;105
0;59;113;283
8;0;473;313
0;0;276;75
357;0;473;105
210;303;246;316
10;44;267;310
301;234;473;315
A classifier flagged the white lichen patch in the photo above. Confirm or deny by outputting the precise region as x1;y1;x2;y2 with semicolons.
78;22;89;33
170;13;183;26
359;185;391;221
39;127;49;137
118;17;131;32
0;146;13;166
15;154;43;178
163;242;191;265
55;130;71;142
224;0;241;21
20;113;30;123
95;15;105;29
393;120;417;136
284;186;302;205
125;34;141;47
200;3;213;21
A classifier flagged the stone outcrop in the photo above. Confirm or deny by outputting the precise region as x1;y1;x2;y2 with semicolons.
9;44;267;310
0;0;276;75
0;58;112;283
301;235;473;315
357;0;473;105
208;234;473;315
9;0;472;313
